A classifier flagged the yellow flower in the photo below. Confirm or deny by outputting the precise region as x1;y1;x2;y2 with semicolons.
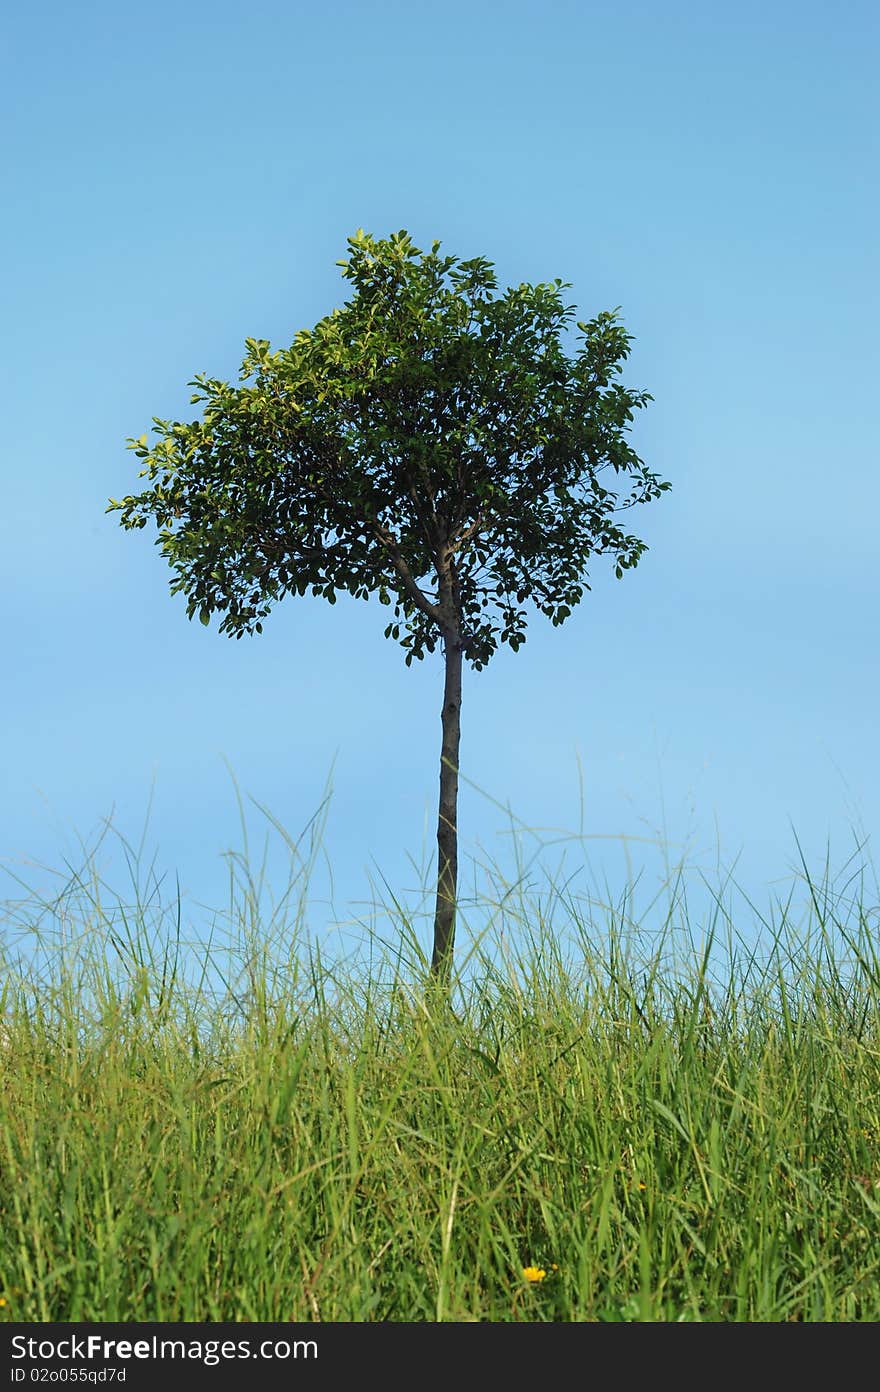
523;1266;547;1283
0;1298;6;1308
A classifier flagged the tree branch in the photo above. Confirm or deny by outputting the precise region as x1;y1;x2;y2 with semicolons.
371;521;444;627
448;512;486;553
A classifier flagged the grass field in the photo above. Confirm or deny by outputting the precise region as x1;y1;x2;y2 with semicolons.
2;829;880;1322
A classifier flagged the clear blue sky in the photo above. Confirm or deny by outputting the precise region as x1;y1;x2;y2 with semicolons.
3;0;878;966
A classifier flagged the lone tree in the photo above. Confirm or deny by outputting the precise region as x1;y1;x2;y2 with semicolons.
110;229;669;979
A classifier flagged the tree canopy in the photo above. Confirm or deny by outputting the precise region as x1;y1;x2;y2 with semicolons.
111;229;667;671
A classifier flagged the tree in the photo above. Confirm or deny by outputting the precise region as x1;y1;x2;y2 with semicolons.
109;229;669;980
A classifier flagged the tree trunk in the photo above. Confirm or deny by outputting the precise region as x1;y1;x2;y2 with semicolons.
431;629;463;980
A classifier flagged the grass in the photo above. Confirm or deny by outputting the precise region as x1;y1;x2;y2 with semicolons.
2;818;880;1322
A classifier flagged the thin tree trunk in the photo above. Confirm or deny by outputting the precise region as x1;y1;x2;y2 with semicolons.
431;629;462;979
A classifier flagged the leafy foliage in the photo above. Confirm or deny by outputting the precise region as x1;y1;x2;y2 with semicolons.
110;229;668;668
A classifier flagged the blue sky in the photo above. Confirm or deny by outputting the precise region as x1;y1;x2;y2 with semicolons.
3;0;878;965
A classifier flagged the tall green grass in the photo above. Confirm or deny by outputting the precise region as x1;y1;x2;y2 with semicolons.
2;819;880;1321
